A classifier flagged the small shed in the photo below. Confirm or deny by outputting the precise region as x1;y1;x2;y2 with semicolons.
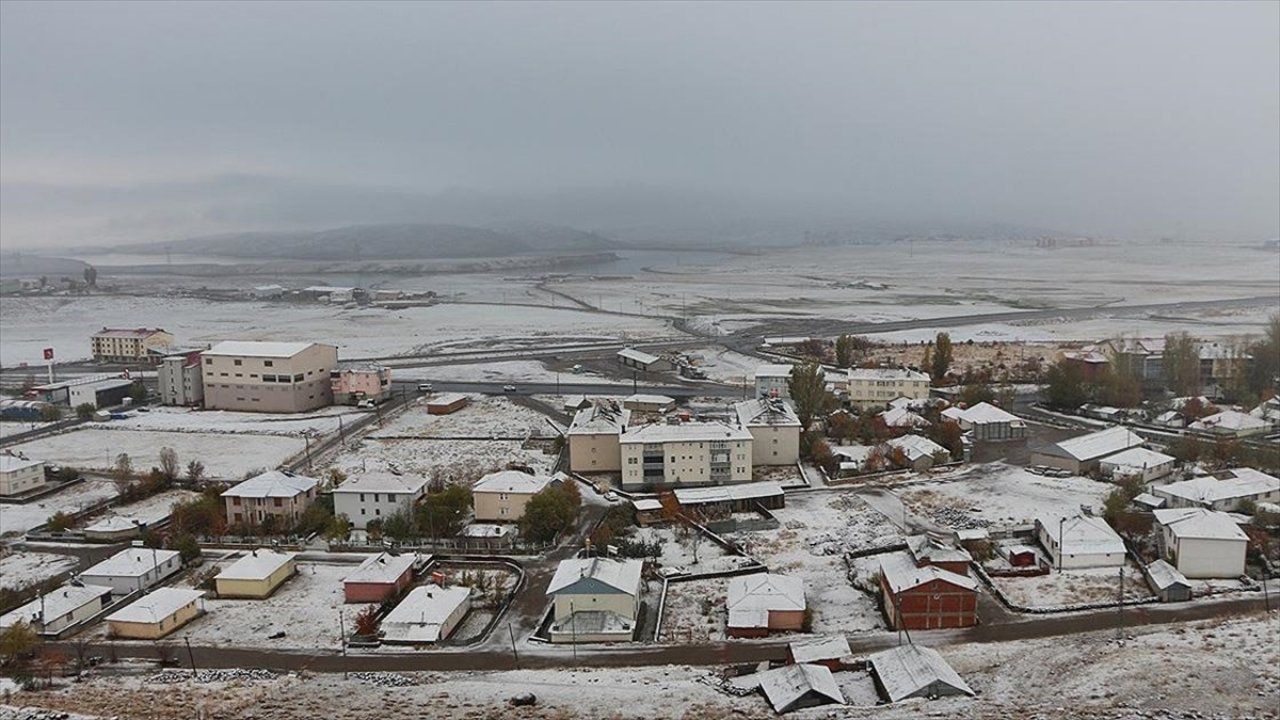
1000;544;1040;568
426;393;469;415
868;645;974;703
632;498;664;526
756;663;845;714
106;588;205;639
1144;559;1192;603
215;550;297;599
786;636;852;671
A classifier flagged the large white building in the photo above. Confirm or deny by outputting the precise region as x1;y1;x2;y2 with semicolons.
0;455;45;497
201;340;338;413
619;421;752;490
1152;469;1280;512
331;472;428;533
734;398;801;465
845;368;931;408
1035;514;1126;569
1152;508;1249;579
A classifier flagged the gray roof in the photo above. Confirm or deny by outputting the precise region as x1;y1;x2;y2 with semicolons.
546;557;643;597
757;663;845;713
1145;559;1190;591
868;645;974;703
223;470;319;499
1035;427;1144;462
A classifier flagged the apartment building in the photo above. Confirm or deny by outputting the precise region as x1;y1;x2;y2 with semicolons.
330;364;392;405
331;472;428;532
90;328;174;363
753;364;796;400
845;368;931;408
222;470;321;530
567;402;631;473
618;421;752;490
158;351;205;406
734;397;801;465
202;341;338;413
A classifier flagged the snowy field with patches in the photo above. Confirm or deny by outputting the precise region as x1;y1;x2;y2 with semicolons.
0;478;119;536
327;437;557;480
86;405;364;437
0;550;78;590
89;489;201;527
368;396;562;439
990;563;1154;608
396;360;635;386
900;463;1115;529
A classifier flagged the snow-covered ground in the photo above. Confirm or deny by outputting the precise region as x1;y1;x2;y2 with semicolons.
4;428;304;480
900;463;1114;529
369;396;561;439
0;421;54;439
991;563;1153;608
681;346;767;385
656;576;733;642
0;478;119;536
327;437;557;482
0;550;78;590
88;489;201;528
632;526;743;575
397;360;629;386
88;405;363;437
173;561;351;650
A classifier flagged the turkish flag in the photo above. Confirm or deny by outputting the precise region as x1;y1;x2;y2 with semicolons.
42;348;54;361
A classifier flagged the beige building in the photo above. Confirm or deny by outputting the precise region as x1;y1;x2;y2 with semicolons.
619;421;752;490
845;368;931;408
0;455;46;497
546;558;642;643
734;398;801;466
567;402;631;473
214;549;297;598
472;470;555;521
158;351;205;406
105;588;205;639
201;341;338;413
0;584;113;636
91;327;174;363
222;470;321;530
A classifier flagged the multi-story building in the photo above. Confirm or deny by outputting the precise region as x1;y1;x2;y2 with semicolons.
472;470;555;521
158;351;205;406
618;421;752;490
845;368;931;408
90;328;174;363
330;364;392;405
734;397;801;465
753;364;796;400
222;470;321;530
201;341;338;413
0;455;46;497
331;472;428;533
567;402;631;473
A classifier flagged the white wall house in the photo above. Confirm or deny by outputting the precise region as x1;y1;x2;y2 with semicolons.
1152;508;1248;579
79;547;182;594
1153;469;1280;512
0;584;113;636
332;472;428;533
0;455;45;497
1099;447;1177;483
618;421;752;490
1035;515;1126;569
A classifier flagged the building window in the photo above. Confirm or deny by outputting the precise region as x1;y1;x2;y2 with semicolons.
204;358;212;365
264;360;273;367
273;498;283;507
359;493;365;502
234;359;242;366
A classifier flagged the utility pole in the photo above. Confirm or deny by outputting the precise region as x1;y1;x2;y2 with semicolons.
338;415;347;447
304;434;313;473
508;623;520;669
338;610;348;678
184;636;196;672
1116;565;1125;641
570;600;578;661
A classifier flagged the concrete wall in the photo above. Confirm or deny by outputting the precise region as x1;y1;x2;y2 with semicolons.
747;425;799;466
1169;535;1247;579
569;432;622;473
202;344;337;413
473;490;538;522
107;600;201;639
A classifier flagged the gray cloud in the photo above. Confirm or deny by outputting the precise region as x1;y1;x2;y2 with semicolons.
1;1;1276;247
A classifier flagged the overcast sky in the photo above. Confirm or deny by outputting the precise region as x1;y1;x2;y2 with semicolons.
1;1;1277;247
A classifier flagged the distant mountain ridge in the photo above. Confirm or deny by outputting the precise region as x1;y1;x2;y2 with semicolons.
107;222;620;260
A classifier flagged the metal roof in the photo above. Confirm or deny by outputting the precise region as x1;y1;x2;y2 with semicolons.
106;588;204;625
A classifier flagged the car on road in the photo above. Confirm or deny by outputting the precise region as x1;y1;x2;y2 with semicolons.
417;383;433;392
502;384;517;392
356;398;378;409
603;491;619;502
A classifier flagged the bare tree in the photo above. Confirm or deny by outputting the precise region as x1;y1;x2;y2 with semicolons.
185;459;205;484
112;453;134;496
158;447;180;481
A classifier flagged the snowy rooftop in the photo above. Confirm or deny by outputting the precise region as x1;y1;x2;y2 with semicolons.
1153;508;1249;542
106;588;203;624
93;327;166;339
868;645;974;703
0;455;43;473
848;367;929;382
567;402;631;435
673;481;783;506
1036;515;1125;556
756;664;844;713
344;552;418;584
217;550;296;581
546;557;643;596
473;470;553;495
887;434;947;462
735;397;801;427
82;516;141;534
1145;559;1189;591
878;552;978;594
380;585;471;643
754;364;796;378
204;340;323;358
950;402;1022;425
1155;469;1280;505
1101;447;1176;471
0;584;112;629
631;498;663;512
1132;492;1166;509
622;394;676;405
223;470;319;498
1038;426;1144;462
789;635;852;664
727;573;806;628
617;348;661;365
461;523;515;538
1189;410;1269;432
906;535;973;565
83;547;181;579
879;407;930;428
620;420;751;444
331;472;427;495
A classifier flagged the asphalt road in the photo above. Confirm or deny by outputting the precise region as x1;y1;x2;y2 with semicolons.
390;379;743;400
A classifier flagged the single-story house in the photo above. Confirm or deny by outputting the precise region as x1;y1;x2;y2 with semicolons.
879;406;931;430
1145;559;1192;602
942;402;1025;441
0;584;113;636
214;549;297;598
380;584;471;644
1099;447;1177;483
786;636;852;671
1028;427;1145;475
868;645;975;703
755;663;845;714
1189;410;1270;438
105;588;205;639
82;516;146;543
1035;515;1126;569
426;393;469;415
673;481;785;513
472;470;555;522
878;552;979;630
617;348;672;373
80;547;183;594
1132;492;1167;510
344;552;420;603
460;523;518;549
632;498;665;526
885;435;949;471
1152;508;1249;578
546;557;643;643
622;394;677;414
1152;468;1280;512
726;573;806;638
332;472;428;533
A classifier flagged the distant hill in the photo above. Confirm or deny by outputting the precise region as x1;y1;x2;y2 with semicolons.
0;253;89;277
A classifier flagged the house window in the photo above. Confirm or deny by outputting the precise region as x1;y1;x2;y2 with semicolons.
232;497;241;506
273;498;283;507
373;494;380;503
234;359;242;366
204;358;212;365
264;360;273;367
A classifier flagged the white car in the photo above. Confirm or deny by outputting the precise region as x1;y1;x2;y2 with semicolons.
502;384;517;392
604;491;619;502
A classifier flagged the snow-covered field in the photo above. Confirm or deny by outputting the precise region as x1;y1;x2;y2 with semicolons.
4;428;303;480
0;550;78;590
89;406;363;437
174;561;351;650
901;463;1114;529
991;563;1153;608
0;421;53;439
369;396;560;439
632;526;743;575
656;576;733;642
682;346;767;385
398;360;628;386
0;478;118;536
327;437;557;481
89;489;200;528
